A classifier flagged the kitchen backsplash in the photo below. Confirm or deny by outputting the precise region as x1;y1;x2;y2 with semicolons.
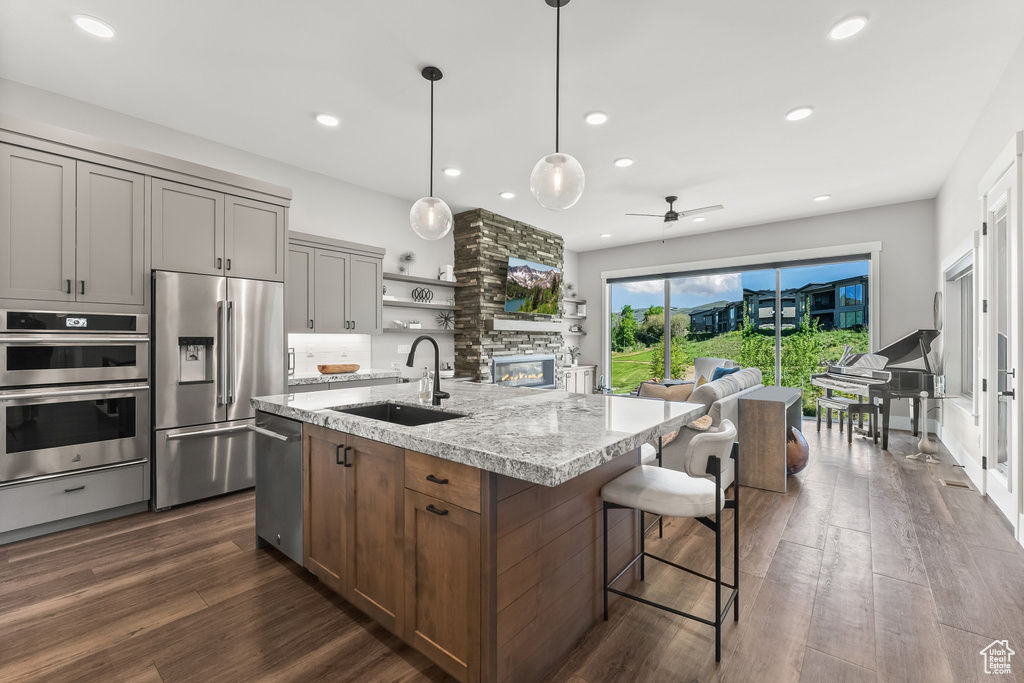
288;333;373;375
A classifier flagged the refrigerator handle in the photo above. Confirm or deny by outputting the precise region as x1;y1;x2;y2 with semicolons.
227;300;236;404
217;300;227;405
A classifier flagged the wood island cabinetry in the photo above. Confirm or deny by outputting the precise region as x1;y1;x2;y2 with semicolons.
299;422;639;683
302;424;404;631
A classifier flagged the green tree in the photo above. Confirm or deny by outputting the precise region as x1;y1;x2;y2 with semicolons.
649;336;691;380
643;305;664;321
738;309;775;382
613;305;638;351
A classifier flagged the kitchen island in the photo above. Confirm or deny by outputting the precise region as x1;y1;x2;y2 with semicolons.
253;382;704;683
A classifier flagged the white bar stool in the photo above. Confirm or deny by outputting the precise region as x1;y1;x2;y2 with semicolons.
601;420;739;662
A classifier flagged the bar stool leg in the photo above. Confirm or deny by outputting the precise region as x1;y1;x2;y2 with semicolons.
640;509;646;581
715;487;722;661
602;502;609;621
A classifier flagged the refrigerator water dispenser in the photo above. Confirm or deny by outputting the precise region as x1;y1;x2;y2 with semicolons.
178;336;213;383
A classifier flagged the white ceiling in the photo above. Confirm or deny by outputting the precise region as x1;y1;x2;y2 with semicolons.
2;1;1023;252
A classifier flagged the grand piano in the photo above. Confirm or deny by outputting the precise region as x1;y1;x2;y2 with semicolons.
811;329;944;450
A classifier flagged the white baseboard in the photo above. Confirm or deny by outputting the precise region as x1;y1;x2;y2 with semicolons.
935;420;985;490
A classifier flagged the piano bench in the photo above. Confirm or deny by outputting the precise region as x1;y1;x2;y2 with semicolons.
816;396;858;433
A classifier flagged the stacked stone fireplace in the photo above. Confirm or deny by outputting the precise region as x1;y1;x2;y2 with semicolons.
453;209;568;386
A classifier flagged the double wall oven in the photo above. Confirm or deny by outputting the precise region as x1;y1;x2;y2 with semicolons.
0;311;149;485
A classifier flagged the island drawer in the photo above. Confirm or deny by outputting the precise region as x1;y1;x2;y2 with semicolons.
404;450;481;513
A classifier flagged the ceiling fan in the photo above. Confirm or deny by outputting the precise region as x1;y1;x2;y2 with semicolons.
626;196;724;223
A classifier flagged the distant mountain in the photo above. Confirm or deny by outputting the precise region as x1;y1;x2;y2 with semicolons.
507;264;559;290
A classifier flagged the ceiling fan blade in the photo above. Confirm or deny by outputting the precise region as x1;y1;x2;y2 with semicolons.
677;204;724;217
624;213;666;217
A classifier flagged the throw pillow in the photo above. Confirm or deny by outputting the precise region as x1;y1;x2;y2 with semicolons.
711;366;742;382
638;382;694;402
695;375;709;387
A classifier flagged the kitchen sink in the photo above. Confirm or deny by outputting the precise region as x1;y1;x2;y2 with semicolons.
332;402;465;427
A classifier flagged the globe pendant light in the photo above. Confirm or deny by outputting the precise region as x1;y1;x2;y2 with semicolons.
410;66;453;240
530;0;584;211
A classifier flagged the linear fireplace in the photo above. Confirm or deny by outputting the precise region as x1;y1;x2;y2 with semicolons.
492;354;557;389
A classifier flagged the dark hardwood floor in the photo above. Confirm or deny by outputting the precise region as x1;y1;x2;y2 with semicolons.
1;423;1021;682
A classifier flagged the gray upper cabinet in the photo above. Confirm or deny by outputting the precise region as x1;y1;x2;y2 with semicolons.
225;196;286;281
287;245;314;333
152;179;224;276
349;255;383;334
0;144;144;305
314;249;349;334
153;179;285;282
0;144;76;302
286;232;384;335
77;163;146;305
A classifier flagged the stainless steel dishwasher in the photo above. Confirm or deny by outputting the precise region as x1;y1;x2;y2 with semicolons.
252;411;303;565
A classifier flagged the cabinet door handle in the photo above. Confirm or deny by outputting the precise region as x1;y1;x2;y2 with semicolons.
64;485;85;493
217;257;223;269
336;444;345;465
309;319;314;329
350;320;355;330
426;504;449;516
344;320;349;330
425;474;449;485
79;280;85;295
66;279;72;294
226;258;231;270
343;445;353;468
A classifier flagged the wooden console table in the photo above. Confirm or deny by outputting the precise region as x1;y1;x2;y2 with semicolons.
737;386;803;493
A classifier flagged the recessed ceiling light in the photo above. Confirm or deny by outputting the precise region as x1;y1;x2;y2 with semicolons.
74;15;115;38
443;167;461;177
600;233;612;238
499;191;515;199
814;194;831;202
692;217;707;222
613;158;634;168
315;114;340;127
829;16;868;40
785;106;814;121
585;112;608;125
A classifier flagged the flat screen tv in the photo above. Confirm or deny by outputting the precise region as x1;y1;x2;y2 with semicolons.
505;257;561;315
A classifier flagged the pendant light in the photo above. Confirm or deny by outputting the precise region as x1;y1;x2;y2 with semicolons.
410;66;453;240
530;0;585;211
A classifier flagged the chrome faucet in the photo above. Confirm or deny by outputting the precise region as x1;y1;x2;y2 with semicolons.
406;335;450;406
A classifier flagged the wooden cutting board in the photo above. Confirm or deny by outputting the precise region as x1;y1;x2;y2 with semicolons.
317;363;360;374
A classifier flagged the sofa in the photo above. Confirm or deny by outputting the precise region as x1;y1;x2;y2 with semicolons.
637;361;763;467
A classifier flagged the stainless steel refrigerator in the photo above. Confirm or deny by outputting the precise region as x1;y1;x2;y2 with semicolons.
152;270;284;509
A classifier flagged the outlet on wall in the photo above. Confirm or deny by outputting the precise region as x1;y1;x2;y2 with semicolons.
397;345;411;354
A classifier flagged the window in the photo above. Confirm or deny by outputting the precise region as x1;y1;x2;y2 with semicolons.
839;283;863;306
960;272;974;397
944;252;974;400
609;257;871;416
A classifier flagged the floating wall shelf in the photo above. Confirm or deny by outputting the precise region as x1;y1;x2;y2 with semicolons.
383;328;455;334
383;300;455;311
383;272;468;287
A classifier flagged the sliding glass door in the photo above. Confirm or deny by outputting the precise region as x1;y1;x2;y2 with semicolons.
608;257;871;412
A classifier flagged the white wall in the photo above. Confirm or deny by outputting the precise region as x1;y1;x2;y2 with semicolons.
0;78;455;377
576;199;938;371
934;36;1024;470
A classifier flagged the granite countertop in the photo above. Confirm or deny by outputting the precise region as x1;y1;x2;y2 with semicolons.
288;368;402;385
252;382;705;487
